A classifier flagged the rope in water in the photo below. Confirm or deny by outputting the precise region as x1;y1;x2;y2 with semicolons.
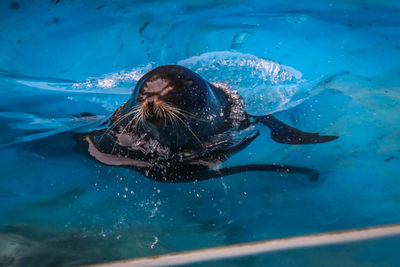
82;223;400;267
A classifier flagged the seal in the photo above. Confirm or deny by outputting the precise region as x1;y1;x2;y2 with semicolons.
78;65;338;182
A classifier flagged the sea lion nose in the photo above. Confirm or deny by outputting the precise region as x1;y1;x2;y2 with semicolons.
147;100;154;110
145;100;157;120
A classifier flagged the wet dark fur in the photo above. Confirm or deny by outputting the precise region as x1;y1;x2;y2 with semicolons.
77;65;338;183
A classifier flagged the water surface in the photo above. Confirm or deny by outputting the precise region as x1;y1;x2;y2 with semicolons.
0;0;399;266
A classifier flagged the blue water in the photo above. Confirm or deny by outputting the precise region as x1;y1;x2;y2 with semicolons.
0;0;399;266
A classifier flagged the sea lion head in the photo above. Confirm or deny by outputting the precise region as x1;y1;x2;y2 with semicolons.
119;65;230;149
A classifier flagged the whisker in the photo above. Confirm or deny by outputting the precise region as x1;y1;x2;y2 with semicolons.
159;105;167;126
111;114;141;155
99;108;140;142
106;105;140;130
165;109;177;129
174;114;204;147
163;103;208;122
167;109;204;147
133;112;143;130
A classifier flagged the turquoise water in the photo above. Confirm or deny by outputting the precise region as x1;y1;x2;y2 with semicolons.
0;0;399;266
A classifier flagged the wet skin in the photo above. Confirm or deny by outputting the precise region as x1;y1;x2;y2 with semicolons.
77;65;338;183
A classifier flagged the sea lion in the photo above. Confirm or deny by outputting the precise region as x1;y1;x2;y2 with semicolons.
78;65;338;182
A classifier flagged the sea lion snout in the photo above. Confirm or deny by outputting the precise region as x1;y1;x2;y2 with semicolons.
120;65;234;146
146;99;154;109
141;99;165;126
143;99;155;117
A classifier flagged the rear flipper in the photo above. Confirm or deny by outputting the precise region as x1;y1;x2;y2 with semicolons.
252;114;338;144
203;164;319;181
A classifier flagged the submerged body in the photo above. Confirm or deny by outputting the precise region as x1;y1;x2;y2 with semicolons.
79;65;338;182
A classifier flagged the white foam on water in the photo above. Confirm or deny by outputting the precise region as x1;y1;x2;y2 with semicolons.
179;51;302;80
7;52;309;115
178;51;309;115
71;63;154;93
1;52;311;146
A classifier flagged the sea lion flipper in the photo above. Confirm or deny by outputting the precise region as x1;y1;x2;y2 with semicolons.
253;114;338;144
202;164;319;181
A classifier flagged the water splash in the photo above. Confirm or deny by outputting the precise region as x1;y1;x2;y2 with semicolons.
72;51;310;115
0;51;312;146
0;112;105;147
72;63;154;93
179;51;309;115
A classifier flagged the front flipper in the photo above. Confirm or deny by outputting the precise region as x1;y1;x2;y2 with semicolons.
252;115;338;144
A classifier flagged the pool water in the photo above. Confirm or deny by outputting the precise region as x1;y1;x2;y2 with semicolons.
0;0;399;266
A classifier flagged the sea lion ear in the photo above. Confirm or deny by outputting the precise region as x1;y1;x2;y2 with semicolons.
251;114;339;145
